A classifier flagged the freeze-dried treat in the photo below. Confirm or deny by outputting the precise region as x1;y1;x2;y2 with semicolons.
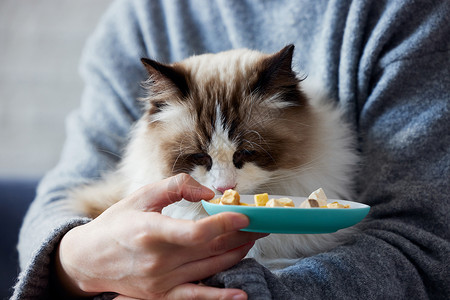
265;199;283;207
299;188;350;208
209;198;221;204
254;193;269;206
220;189;240;205
266;198;295;207
299;199;321;208
326;202;350;209
300;188;327;208
307;188;328;206
273;197;295;207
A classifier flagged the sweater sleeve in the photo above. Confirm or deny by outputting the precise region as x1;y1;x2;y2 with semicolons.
11;1;152;298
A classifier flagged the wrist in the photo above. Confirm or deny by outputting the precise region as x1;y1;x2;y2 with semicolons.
54;225;100;297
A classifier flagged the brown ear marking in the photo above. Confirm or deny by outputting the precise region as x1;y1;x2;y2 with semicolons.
252;44;305;106
271;44;296;76
253;45;295;88
141;58;189;97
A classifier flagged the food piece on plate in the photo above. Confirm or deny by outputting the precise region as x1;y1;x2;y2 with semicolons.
254;193;269;206
275;197;295;207
298;188;328;208
299;188;327;208
327;202;350;209
265;198;295;207
265;199;283;207
220;189;241;205
299;199;321;208
307;188;328;206
209;198;221;204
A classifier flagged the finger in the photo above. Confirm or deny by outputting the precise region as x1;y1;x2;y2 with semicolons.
205;231;268;257
182;212;251;246
167;173;215;202
169;241;255;288
167;283;247;300
147;212;250;247
132;173;215;212
176;231;268;265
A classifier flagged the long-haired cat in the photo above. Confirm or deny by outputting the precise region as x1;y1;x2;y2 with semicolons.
73;45;358;270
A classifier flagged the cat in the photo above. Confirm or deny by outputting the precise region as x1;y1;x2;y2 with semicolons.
72;45;359;270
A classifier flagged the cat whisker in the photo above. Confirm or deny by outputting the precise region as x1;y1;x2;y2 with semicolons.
171;136;191;174
98;148;123;160
171;152;184;174
242;129;267;145
266;155;326;183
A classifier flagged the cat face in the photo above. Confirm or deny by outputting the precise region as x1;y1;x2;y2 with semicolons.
139;45;317;194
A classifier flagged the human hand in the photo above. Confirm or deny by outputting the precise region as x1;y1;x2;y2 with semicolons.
56;173;266;299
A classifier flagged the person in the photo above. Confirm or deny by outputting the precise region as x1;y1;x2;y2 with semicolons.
12;0;450;299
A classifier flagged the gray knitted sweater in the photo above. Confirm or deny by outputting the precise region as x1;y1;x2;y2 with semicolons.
13;0;450;299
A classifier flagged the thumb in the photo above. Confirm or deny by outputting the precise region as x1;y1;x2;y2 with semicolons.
131;173;215;212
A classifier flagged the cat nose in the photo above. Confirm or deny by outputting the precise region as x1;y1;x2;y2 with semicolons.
214;185;236;194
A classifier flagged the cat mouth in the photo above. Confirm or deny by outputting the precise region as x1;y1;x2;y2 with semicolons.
212;184;237;194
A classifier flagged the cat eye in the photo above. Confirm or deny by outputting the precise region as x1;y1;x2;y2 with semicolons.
233;149;256;169
190;153;212;170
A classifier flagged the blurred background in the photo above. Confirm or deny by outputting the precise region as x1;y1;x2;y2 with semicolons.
0;0;112;298
0;0;113;178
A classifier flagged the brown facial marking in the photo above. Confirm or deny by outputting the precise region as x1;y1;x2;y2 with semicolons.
161;132;200;176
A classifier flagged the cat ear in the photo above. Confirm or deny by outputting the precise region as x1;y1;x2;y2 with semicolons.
141;58;189;97
253;44;304;107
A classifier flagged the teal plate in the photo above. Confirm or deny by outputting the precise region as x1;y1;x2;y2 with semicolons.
201;195;370;234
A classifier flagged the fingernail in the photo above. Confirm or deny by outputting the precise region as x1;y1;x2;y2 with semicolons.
232;293;247;300
233;214;249;229
203;186;215;199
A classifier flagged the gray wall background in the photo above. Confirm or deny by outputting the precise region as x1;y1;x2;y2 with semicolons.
0;0;113;178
